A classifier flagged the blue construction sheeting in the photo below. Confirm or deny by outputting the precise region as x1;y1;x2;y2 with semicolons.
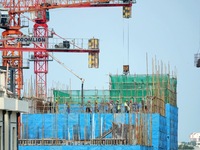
21;103;178;150
19;145;153;150
59;104;83;113
22;113;137;140
165;104;178;150
152;113;167;150
149;104;178;150
57;104;110;113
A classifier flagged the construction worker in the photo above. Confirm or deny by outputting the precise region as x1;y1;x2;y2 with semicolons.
115;100;121;113
66;102;70;113
86;100;92;113
94;100;99;113
107;101;113;113
99;102;104;113
124;100;129;113
129;100;133;113
132;101;138;112
55;100;59;113
49;100;52;113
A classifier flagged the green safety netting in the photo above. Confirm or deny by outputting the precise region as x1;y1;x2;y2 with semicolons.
109;74;177;105
53;74;177;106
53;90;110;104
53;90;71;104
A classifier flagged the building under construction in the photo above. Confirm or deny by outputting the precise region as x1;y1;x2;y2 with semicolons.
0;0;179;149
19;65;178;150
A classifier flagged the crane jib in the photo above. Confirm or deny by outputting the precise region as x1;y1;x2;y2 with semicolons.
16;37;46;43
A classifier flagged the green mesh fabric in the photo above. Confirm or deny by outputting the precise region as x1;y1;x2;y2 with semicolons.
53;74;177;106
53;90;110;104
53;90;71;104
109;74;177;105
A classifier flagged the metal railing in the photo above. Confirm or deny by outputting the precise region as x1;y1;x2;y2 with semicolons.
18;139;128;146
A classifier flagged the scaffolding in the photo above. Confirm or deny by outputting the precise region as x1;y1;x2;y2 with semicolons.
44;73;177;116
20;72;177;147
20;59;177;147
20;113;153;146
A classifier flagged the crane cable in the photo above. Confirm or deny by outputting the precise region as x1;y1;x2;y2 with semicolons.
21;14;85;83
197;18;200;54
123;18;130;66
123;18;125;60
127;19;130;65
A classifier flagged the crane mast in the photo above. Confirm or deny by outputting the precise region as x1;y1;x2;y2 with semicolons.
33;8;50;98
0;4;28;97
0;0;134;98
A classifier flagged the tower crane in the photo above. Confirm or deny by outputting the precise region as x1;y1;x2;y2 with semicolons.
0;0;135;99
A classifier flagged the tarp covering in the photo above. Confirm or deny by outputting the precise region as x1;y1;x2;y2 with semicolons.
22;113;138;140
152;114;167;150
166;104;178;150
19;145;154;150
21;104;178;149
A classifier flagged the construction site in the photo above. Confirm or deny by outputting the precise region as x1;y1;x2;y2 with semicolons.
0;0;180;150
16;61;178;150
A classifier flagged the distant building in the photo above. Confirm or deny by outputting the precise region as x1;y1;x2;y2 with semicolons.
190;132;200;147
0;68;28;150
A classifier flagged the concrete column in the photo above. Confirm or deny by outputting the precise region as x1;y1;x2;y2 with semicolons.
0;110;2;150
2;110;5;150
17;112;20;150
4;111;9;150
2;110;18;150
10;112;17;150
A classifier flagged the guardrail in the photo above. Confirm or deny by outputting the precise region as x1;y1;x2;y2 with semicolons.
19;139;128;146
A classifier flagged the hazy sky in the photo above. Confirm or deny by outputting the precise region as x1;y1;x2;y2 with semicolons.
20;0;200;142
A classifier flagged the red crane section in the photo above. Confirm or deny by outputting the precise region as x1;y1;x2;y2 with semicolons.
0;5;28;97
0;0;133;12
0;0;134;98
0;0;134;139
33;24;48;98
2;30;23;96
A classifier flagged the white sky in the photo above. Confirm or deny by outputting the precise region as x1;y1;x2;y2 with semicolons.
19;0;200;142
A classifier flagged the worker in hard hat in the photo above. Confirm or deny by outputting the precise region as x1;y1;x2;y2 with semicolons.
115;100;121;113
94;100;99;113
124;100;129;113
86;100;92;113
